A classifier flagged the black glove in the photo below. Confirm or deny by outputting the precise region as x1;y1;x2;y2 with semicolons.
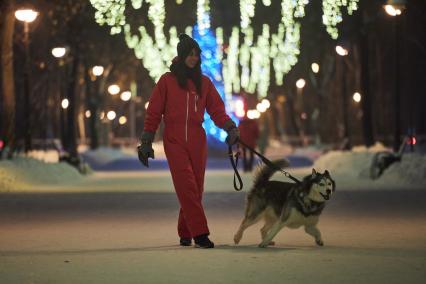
137;131;155;167
223;120;240;146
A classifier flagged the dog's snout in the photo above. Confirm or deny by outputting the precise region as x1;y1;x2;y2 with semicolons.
326;189;331;194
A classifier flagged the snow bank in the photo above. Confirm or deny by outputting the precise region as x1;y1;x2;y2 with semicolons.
0;156;84;192
81;147;134;166
80;143;166;167
312;143;426;190
26;150;61;163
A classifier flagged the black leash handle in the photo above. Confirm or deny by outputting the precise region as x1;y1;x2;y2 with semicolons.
228;144;243;191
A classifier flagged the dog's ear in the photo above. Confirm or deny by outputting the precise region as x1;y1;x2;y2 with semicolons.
324;170;330;176
311;168;317;178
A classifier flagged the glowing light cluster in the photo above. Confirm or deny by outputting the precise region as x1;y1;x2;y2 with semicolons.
90;0;356;93
197;0;211;34
322;0;359;39
89;0;126;34
270;0;304;88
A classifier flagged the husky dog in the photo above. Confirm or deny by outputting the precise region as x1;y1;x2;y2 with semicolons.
234;159;335;248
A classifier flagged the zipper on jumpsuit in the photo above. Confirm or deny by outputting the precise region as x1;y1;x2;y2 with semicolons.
185;92;189;142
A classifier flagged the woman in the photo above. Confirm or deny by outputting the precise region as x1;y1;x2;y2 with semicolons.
137;34;239;248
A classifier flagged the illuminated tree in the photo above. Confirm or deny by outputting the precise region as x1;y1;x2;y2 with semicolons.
89;0;359;141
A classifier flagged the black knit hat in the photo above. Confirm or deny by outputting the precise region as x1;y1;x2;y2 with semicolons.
177;34;201;59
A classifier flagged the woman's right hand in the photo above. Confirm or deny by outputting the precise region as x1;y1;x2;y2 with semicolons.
137;143;155;167
138;131;155;167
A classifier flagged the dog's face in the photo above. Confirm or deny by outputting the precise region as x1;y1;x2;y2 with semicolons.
306;169;336;202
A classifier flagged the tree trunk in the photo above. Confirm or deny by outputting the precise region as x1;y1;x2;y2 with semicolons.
84;65;99;150
1;0;16;159
359;25;375;147
66;49;79;158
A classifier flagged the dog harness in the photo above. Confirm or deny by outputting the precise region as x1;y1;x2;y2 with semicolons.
292;189;326;217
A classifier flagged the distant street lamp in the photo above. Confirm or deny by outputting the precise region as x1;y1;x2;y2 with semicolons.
107;111;116;121
120;91;132;102
353;92;362;103
247;109;260;119
61;98;69;109
384;0;406;151
296;78;306;89
14;9;38;22
256;103;267;113
384;0;405;16
92;65;104;77
108;84;120;95
119;116;127;125
51;47;67;58
261;99;271;109
335;45;349;56
15;8;38;152
311;63;320;74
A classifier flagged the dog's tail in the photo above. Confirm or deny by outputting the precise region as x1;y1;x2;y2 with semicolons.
252;159;290;189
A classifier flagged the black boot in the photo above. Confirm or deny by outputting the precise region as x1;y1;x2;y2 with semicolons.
180;238;192;246
194;234;214;248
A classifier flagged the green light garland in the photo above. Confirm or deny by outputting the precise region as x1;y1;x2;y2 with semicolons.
322;0;359;39
89;0;358;95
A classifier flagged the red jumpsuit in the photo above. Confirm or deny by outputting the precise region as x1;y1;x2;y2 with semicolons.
143;72;231;238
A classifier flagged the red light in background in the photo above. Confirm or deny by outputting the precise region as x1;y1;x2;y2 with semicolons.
0;140;4;150
235;99;246;118
406;136;416;145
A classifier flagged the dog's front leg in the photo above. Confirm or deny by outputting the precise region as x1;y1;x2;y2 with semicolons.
304;225;323;246
258;221;285;248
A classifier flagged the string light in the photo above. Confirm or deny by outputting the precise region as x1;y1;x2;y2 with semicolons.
322;0;359;39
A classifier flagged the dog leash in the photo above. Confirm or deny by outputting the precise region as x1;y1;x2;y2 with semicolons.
228;138;302;191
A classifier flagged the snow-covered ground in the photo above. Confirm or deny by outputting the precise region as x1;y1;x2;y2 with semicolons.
1;144;425;284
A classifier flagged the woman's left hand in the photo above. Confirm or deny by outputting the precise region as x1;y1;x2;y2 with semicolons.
226;127;240;146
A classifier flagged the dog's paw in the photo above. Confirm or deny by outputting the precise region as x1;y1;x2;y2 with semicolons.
315;239;324;246
233;234;241;245
258;242;268;248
